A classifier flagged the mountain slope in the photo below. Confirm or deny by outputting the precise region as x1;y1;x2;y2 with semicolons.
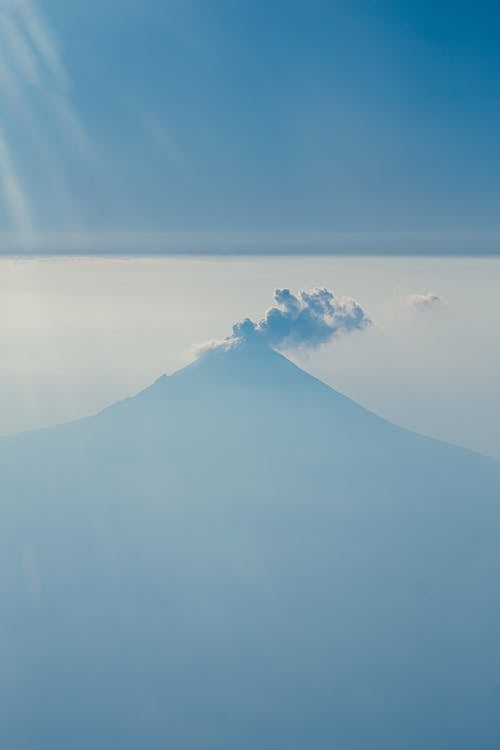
1;343;499;750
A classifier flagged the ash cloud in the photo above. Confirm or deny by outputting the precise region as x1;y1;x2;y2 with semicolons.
230;288;370;350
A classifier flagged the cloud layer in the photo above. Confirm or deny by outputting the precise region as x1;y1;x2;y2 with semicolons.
231;288;370;349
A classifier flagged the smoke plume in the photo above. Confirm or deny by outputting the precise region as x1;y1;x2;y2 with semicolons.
229;288;370;350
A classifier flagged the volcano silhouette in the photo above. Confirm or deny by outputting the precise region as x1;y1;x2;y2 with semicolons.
1;342;499;749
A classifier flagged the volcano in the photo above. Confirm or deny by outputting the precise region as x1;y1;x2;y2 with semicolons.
1;342;499;749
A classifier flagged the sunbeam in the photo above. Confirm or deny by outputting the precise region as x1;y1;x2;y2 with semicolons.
15;0;69;89
0;0;69;88
0;0;91;249
0;126;33;242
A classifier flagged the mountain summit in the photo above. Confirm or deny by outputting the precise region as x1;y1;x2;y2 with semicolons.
1;347;499;749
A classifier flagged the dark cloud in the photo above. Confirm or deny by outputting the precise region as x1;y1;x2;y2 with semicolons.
231;288;370;349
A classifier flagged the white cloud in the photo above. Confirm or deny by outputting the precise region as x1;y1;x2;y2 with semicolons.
409;292;442;311
227;287;371;350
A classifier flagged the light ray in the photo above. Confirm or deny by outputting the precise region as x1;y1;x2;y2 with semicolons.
0;125;33;245
0;7;39;84
6;0;69;89
0;0;93;248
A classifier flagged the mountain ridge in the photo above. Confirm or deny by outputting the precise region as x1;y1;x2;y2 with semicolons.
2;341;496;474
91;342;499;468
1;341;499;749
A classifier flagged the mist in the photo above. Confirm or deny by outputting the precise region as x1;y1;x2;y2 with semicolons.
0;255;499;458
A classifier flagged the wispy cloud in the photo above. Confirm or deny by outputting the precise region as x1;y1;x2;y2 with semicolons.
409;292;442;311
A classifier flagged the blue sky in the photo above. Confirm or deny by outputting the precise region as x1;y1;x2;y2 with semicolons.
1;0;499;252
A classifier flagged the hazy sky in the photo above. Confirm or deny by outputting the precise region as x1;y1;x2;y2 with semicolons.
0;1;499;253
1;255;499;459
